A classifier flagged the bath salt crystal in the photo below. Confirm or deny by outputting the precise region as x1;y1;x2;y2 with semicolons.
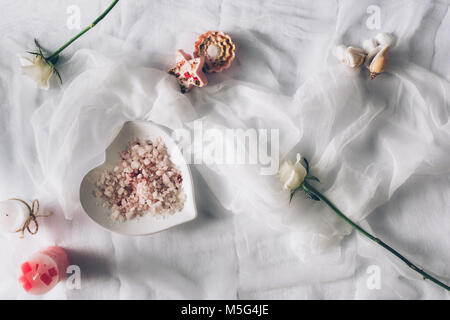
94;138;186;221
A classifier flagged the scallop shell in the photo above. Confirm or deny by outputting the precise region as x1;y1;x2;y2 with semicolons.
193;31;236;73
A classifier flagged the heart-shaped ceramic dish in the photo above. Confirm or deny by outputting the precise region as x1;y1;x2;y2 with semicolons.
80;121;197;236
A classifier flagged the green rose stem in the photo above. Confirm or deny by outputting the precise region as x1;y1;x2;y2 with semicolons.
45;0;120;63
302;180;450;292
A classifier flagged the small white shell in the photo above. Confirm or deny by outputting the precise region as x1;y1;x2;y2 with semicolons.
375;33;394;47
333;46;366;69
345;46;366;68
362;39;378;54
332;45;347;61
347;46;366;55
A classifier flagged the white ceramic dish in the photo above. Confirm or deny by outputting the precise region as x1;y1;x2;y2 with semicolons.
79;121;197;236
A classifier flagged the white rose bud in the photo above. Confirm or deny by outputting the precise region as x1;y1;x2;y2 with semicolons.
278;154;307;191
19;55;54;90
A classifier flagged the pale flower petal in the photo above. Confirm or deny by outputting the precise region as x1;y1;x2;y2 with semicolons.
19;55;53;90
278;154;307;191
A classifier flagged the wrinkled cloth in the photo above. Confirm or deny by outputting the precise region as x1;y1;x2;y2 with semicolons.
0;0;449;299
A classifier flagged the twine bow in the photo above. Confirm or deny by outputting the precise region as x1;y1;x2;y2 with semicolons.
9;199;52;238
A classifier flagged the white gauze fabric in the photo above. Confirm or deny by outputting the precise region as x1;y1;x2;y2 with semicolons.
0;0;449;299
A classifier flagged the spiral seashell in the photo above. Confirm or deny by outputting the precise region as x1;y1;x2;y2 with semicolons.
369;45;389;79
193;31;236;73
363;32;395;71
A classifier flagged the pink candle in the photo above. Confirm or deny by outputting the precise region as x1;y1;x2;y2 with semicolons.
18;246;69;295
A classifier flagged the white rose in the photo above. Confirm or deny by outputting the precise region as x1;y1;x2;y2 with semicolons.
19;54;54;90
278;154;307;191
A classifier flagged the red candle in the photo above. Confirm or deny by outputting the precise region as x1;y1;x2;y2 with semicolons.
18;246;69;295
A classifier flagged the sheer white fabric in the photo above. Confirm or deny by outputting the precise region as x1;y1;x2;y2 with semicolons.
0;0;449;299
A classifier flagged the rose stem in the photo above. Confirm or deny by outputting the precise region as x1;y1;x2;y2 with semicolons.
45;0;120;62
303;181;450;292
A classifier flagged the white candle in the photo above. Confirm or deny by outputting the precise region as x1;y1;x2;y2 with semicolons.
0;200;29;233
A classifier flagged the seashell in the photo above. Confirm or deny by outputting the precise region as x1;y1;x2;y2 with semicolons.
333;45;366;69
193;31;236;73
375;33;394;47
168;50;208;93
332;45;347;61
345;46;366;68
364;45;382;68
362;39;378;54
369;45;389;79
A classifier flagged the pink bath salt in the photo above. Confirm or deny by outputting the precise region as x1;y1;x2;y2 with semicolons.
95;138;186;222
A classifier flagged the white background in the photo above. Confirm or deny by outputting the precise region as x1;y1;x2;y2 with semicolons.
0;0;449;299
